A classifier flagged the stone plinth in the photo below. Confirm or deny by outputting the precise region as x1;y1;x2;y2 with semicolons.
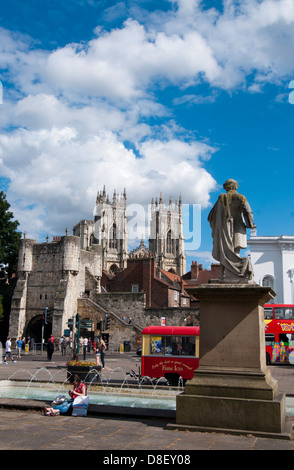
174;283;291;437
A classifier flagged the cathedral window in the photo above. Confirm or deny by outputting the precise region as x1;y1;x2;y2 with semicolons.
166;230;174;254
109;224;118;249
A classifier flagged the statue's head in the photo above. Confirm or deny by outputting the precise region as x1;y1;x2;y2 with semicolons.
223;179;239;191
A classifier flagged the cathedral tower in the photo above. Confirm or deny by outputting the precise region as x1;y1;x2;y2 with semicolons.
149;194;186;276
94;186;128;273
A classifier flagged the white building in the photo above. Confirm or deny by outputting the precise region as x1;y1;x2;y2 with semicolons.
249;231;294;304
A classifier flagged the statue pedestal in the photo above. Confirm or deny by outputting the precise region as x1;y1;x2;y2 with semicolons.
172;284;292;438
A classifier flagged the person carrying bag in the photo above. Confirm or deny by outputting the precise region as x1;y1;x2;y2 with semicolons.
44;374;89;416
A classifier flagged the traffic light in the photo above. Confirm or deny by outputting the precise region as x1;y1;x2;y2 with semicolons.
97;320;103;331
105;314;110;330
42;307;48;325
44;307;48;324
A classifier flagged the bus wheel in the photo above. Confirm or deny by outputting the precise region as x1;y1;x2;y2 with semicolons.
164;373;180;386
266;352;271;365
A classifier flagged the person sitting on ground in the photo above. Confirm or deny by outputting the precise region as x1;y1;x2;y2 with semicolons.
44;374;87;416
69;374;87;400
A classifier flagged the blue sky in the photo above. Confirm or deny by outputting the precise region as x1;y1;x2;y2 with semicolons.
0;0;293;270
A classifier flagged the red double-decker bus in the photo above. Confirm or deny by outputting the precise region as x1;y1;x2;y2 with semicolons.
140;325;199;385
264;304;294;365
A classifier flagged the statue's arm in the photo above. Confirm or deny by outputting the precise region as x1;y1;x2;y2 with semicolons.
241;197;256;229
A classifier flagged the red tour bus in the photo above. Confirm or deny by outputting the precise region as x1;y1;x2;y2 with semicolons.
264;304;294;365
141;325;199;385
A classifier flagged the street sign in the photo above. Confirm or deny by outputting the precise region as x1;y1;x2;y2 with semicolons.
80;320;92;328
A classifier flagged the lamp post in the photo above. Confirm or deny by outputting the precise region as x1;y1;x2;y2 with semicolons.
76;313;81;354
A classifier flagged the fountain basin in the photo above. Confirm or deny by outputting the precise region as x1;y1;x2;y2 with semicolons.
0;380;178;418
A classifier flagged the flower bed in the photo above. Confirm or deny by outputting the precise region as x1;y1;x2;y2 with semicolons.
67;360;96;367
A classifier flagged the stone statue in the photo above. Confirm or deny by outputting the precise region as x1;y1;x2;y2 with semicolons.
208;179;256;282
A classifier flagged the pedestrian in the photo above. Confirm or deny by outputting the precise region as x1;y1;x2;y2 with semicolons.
61;337;67;356
83;337;88;360
4;338;16;364
47;335;54;361
16;337;22;358
94;341;101;367
100;337;107;370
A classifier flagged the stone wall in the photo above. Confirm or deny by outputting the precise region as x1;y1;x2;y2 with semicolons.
9;236;103;341
94;292;146;325
143;307;200;327
77;297;142;351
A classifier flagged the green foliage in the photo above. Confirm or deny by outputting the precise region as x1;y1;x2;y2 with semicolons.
0;191;21;274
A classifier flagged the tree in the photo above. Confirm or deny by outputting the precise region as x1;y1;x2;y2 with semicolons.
0;191;21;275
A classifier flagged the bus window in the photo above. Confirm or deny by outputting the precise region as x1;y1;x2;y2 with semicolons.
275;308;283;319
285;308;294;319
275;307;294;319
265;333;275;346
264;307;273;319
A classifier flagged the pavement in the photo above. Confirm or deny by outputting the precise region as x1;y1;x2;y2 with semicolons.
1;350;294;452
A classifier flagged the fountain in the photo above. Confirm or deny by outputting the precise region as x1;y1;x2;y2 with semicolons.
1;366;294;420
0;366;181;418
0;367;294;420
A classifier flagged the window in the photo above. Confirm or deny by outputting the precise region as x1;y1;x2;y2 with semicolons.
262;276;275;303
131;284;139;293
265;333;275;346
264;307;273;319
109;224;118;249
275;307;294;320
166;229;175;254
262;275;274;288
150;335;196;357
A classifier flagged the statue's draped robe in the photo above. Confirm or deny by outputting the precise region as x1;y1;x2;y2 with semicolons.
208;190;255;280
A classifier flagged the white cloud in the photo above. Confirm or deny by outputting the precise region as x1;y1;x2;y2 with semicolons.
0;119;216;237
158;0;294;89
41;19;221;103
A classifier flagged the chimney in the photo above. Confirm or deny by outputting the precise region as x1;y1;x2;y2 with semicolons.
191;261;199;280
